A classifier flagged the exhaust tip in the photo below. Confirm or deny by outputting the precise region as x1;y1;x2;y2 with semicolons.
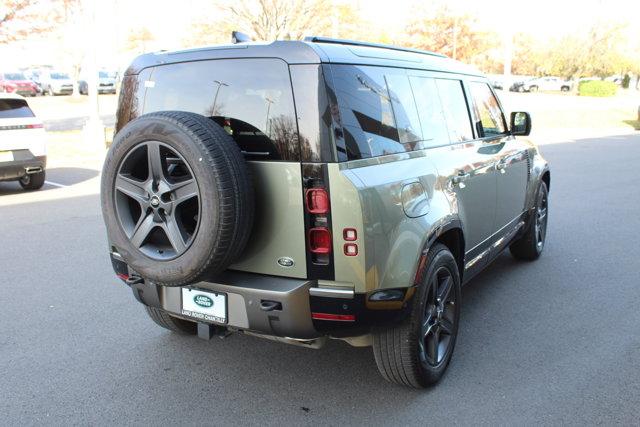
25;166;42;174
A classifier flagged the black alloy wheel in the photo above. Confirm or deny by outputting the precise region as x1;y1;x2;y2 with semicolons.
114;140;200;260
419;266;457;368
534;185;548;251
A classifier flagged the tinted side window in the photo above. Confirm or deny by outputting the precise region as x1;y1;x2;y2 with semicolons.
331;65;423;160
435;79;474;143
144;58;299;161
469;82;506;137
385;74;422;145
0;99;34;118
289;65;334;163
409;76;450;148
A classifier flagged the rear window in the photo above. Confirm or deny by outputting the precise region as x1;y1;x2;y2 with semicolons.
0;99;34;118
143;58;299;161
51;73;70;79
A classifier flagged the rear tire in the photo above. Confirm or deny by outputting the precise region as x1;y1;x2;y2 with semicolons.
510;181;548;260
144;306;196;334
372;243;461;388
19;171;45;190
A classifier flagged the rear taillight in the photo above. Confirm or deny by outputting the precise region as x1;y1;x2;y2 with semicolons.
305;188;330;214
308;227;332;254
302;165;334;277
26;124;43;129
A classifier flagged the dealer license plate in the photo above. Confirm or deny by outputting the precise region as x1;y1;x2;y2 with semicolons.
181;288;227;324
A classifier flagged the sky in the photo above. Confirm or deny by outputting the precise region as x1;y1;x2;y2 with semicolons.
1;0;639;72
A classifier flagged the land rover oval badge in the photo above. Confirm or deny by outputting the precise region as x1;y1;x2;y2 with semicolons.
277;257;295;268
193;294;213;308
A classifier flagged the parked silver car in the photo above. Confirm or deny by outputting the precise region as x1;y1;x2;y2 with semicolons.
518;76;572;92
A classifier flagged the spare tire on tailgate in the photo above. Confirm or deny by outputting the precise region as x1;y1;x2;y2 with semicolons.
101;111;254;286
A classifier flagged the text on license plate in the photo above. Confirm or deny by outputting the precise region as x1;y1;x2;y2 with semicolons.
181;288;227;324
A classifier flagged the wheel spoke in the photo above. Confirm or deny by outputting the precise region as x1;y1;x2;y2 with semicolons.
438;275;453;303
147;141;164;183
422;312;435;339
163;215;187;254
440;318;454;335
130;214;155;248
171;178;198;204
426;326;440;364
428;276;438;305
115;174;147;204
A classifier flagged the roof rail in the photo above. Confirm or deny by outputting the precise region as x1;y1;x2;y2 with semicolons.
303;36;447;58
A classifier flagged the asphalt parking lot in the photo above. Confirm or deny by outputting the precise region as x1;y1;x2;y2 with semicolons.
1;132;639;425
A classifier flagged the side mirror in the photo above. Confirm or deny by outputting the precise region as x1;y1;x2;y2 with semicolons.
510;111;532;136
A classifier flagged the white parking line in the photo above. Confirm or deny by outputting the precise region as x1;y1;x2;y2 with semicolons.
45;181;68;188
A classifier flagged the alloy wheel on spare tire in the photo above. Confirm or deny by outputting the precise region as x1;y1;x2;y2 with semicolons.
101;111;254;286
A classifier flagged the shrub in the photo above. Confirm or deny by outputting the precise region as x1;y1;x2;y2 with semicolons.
578;80;617;97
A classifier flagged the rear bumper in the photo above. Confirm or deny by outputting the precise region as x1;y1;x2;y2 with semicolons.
0;152;46;181
16;89;37;96
111;253;414;340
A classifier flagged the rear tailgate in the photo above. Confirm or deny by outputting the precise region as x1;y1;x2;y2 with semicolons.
138;58;309;279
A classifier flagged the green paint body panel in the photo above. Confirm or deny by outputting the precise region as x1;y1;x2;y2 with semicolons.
230;161;307;278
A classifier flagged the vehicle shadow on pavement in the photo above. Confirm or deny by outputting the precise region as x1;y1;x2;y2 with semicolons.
44;167;99;186
0;167;99;195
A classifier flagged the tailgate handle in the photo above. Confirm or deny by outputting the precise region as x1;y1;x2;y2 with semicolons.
260;300;282;312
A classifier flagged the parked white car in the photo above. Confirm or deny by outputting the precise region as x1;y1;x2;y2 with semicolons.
36;70;74;96
0;93;47;190
520;76;572;92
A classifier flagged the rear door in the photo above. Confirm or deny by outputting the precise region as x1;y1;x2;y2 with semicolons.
469;81;528;233
412;76;499;268
141;58;308;279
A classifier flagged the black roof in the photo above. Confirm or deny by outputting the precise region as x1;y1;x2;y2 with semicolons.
125;39;483;77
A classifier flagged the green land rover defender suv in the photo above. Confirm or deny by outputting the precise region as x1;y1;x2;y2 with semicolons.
102;37;550;388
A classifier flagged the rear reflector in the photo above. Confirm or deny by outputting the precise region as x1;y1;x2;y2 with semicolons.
116;273;129;281
344;243;358;256
308;227;332;254
305;188;330;214
343;228;357;241
311;312;356;321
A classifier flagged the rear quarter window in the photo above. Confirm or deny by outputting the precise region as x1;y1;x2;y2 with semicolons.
143;58;299;161
330;64;423;160
0;99;35;118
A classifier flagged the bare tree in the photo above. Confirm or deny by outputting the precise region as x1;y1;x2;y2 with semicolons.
224;0;332;41
125;27;156;54
0;0;77;44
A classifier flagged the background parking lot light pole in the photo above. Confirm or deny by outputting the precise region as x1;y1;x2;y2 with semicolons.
82;0;105;151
